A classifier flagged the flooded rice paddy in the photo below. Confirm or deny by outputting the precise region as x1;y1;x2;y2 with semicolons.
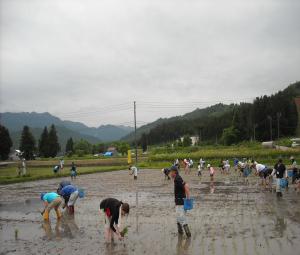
0;169;299;255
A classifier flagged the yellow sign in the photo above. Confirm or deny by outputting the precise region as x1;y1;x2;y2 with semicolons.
127;150;132;164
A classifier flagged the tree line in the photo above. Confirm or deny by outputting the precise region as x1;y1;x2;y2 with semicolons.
138;82;300;146
0;124;131;160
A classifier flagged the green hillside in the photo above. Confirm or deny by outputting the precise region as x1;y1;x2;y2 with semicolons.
126;81;300;145
122;103;232;142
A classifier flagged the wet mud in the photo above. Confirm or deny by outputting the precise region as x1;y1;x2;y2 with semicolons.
0;169;300;254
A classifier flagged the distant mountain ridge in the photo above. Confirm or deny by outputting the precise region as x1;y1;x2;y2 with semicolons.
0;112;134;148
123;82;300;145
122;103;232;141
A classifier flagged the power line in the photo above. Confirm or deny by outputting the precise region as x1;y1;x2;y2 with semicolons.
58;102;132;117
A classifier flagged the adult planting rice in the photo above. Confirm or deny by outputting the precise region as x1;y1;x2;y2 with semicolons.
60;184;84;214
252;161;272;189
99;198;130;243
271;159;287;198
169;165;192;237
57;180;71;195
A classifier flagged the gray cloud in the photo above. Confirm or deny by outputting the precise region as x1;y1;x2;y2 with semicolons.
0;0;299;127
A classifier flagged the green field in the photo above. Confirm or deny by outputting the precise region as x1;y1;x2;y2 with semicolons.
0;165;128;184
1;145;299;184
149;145;300;163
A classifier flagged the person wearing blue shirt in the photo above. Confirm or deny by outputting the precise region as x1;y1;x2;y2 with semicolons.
57;180;71;195
61;185;79;214
40;192;62;221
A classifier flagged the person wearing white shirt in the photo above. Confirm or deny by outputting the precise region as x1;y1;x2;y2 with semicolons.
129;165;138;180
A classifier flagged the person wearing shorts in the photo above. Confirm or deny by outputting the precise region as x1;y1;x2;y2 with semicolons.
70;162;77;180
40;192;63;221
60;184;80;214
208;164;215;182
99;198;130;243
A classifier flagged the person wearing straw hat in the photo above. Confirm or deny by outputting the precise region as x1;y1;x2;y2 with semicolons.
169;165;191;238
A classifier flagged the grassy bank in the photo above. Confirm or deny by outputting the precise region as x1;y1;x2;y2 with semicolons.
0;165;127;185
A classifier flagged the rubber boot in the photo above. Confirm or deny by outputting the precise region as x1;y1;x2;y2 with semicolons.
177;223;184;235
55;208;62;219
43;210;49;221
183;224;191;238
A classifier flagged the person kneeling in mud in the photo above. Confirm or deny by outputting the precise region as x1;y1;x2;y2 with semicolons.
40;192;63;221
60;184;81;214
99;198;130;243
169;165;192;238
162;168;171;180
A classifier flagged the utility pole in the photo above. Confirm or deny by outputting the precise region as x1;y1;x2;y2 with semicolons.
253;123;258;141
277;112;281;140
267;115;272;141
134;101;138;166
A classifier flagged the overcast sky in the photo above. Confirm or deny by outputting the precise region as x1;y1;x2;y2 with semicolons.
0;0;299;127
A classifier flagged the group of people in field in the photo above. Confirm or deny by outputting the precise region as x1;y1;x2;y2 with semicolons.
40;162;193;244
40;180;84;221
168;156;300;197
39;155;300;245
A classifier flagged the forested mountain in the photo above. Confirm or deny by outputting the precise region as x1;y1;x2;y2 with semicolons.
131;82;300;145
0;112;134;144
122;103;232;141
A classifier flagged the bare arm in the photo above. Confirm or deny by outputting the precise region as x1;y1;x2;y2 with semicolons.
184;183;190;199
271;169;276;176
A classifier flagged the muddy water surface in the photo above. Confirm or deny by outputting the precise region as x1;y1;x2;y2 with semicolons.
0;169;299;255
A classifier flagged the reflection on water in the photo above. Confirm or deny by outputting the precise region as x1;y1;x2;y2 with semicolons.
103;242;129;255
42;216;79;240
274;216;287;238
176;235;191;255
136;190;139;233
210;181;215;194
